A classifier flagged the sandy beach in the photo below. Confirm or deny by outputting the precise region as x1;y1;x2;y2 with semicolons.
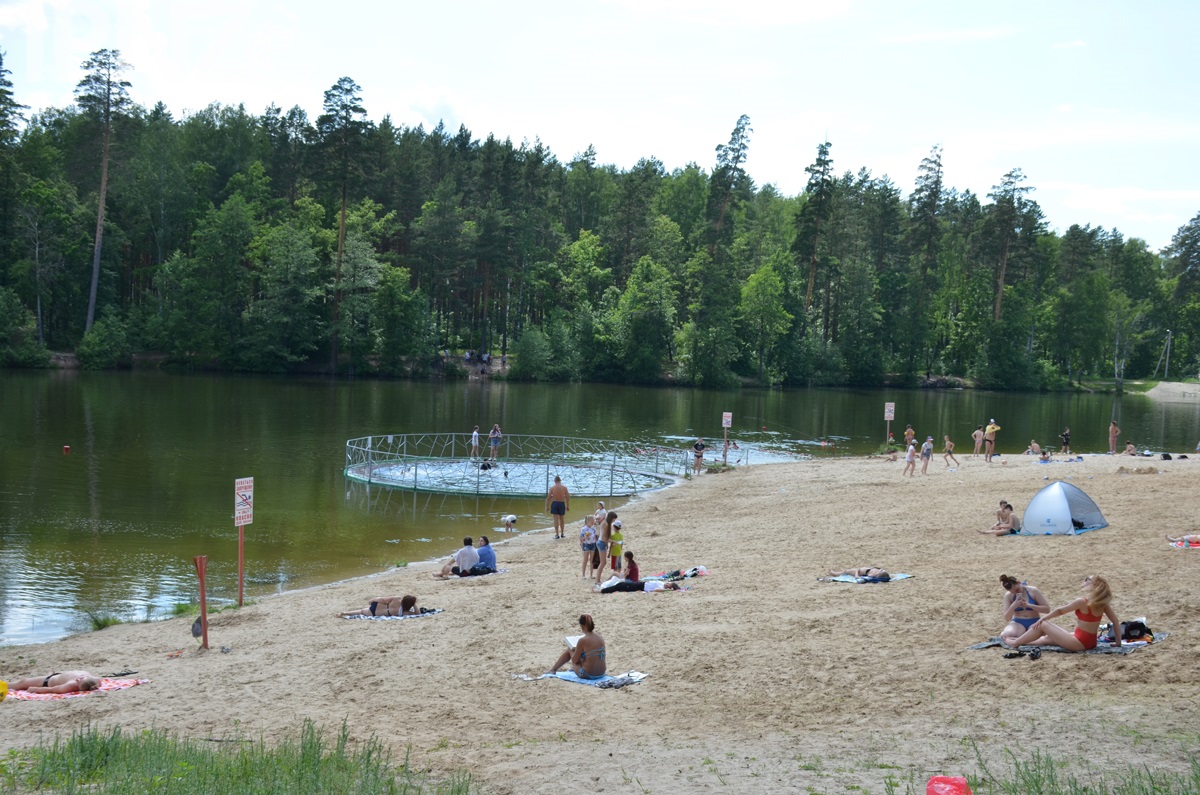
1;452;1197;793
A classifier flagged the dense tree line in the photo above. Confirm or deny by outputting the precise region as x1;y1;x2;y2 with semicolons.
2;49;1198;388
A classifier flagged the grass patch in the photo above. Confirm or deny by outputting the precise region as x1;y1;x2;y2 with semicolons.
876;744;1200;795
5;720;472;794
83;611;124;631
171;602;198;617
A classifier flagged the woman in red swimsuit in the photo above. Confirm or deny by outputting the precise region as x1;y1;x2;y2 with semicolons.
1005;574;1121;651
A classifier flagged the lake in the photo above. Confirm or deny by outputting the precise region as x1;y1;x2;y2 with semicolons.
2;370;1197;646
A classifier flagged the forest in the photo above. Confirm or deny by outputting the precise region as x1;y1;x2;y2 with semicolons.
1;48;1199;389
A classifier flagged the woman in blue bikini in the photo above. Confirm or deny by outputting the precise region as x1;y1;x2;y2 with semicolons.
998;574;1049;645
546;614;607;679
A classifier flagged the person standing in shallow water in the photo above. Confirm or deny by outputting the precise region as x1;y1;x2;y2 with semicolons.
1060;426;1071;456
1109;420;1121;454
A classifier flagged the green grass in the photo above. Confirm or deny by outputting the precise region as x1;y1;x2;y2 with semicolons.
83;611;124;631
876;746;1200;795
1;720;472;794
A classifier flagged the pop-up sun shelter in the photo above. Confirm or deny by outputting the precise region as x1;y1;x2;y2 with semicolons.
1021;480;1107;535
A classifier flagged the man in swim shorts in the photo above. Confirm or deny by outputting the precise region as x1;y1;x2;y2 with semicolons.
546;476;570;539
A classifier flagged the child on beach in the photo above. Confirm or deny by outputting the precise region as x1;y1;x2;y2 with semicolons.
943;435;959;467
579;516;598;578
609;520;624;573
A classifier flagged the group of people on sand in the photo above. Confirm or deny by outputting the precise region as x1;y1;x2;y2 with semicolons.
897;424;960;475
998;573;1121;651
979;499;1023;536
434;536;498;579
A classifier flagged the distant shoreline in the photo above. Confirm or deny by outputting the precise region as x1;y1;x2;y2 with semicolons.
1144;381;1200;401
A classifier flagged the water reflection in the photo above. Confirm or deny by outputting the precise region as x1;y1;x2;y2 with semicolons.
3;372;1198;646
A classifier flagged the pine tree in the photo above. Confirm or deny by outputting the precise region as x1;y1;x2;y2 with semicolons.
74;48;132;333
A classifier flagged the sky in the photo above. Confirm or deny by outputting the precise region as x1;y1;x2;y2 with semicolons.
2;0;1198;250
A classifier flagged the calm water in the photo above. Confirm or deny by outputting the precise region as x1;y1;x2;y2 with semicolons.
3;371;1198;646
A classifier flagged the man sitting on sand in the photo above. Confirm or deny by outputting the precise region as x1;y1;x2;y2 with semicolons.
8;671;101;694
437;537;480;578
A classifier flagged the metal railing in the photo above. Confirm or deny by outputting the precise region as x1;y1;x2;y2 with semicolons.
344;433;692;497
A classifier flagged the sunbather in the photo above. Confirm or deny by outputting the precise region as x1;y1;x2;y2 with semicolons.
824;566;890;582
546;614;607;679
337;595;418;618
1166;533;1200;544
1004;574;1120;651
8;671;101;694
998;574;1050;645
979;501;1020;535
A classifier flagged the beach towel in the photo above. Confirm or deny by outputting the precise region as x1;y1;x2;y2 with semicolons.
644;565;708;582
7;677;151;701
819;573;913;584
1170;540;1200;548
342;608;443;620
967;633;1168;655
438;568;509;580
512;671;649;688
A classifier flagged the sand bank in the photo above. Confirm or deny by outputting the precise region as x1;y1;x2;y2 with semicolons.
1;453;1196;793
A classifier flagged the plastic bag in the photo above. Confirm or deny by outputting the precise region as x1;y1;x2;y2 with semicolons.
927;776;972;795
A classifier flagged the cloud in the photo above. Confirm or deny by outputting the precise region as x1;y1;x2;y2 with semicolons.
0;0;54;32
1052;39;1087;49
879;26;1017;44
599;0;848;26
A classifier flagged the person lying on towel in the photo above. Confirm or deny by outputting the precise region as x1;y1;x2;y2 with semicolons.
825;566;890;582
337;595;420;618
8;671;101;694
1166;533;1200;545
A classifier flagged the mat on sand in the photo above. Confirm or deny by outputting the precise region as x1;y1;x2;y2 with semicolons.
7;678;150;701
512;671;648;689
342;609;443;620
437;568;509;580
967;634;1168;655
819;573;913;584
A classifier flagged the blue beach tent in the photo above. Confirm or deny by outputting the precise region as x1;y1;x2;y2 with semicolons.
1020;480;1107;535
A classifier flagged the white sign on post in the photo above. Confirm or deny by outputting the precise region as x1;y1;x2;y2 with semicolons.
235;477;254;527
884;402;895;421
722;412;733;428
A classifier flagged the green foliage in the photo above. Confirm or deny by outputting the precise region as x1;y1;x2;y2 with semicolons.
0;60;1189;389
0;287;51;366
508;326;552;381
84;610;124;630
16;720;474;794
76;316;131;370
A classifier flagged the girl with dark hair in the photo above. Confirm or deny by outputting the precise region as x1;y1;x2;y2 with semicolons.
546;614;607;679
336;594;418;618
998;575;1049;645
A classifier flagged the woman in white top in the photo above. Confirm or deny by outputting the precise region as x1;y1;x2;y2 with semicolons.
593;501;607;527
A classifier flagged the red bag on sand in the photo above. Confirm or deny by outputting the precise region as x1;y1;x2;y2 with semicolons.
927;776;972;795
